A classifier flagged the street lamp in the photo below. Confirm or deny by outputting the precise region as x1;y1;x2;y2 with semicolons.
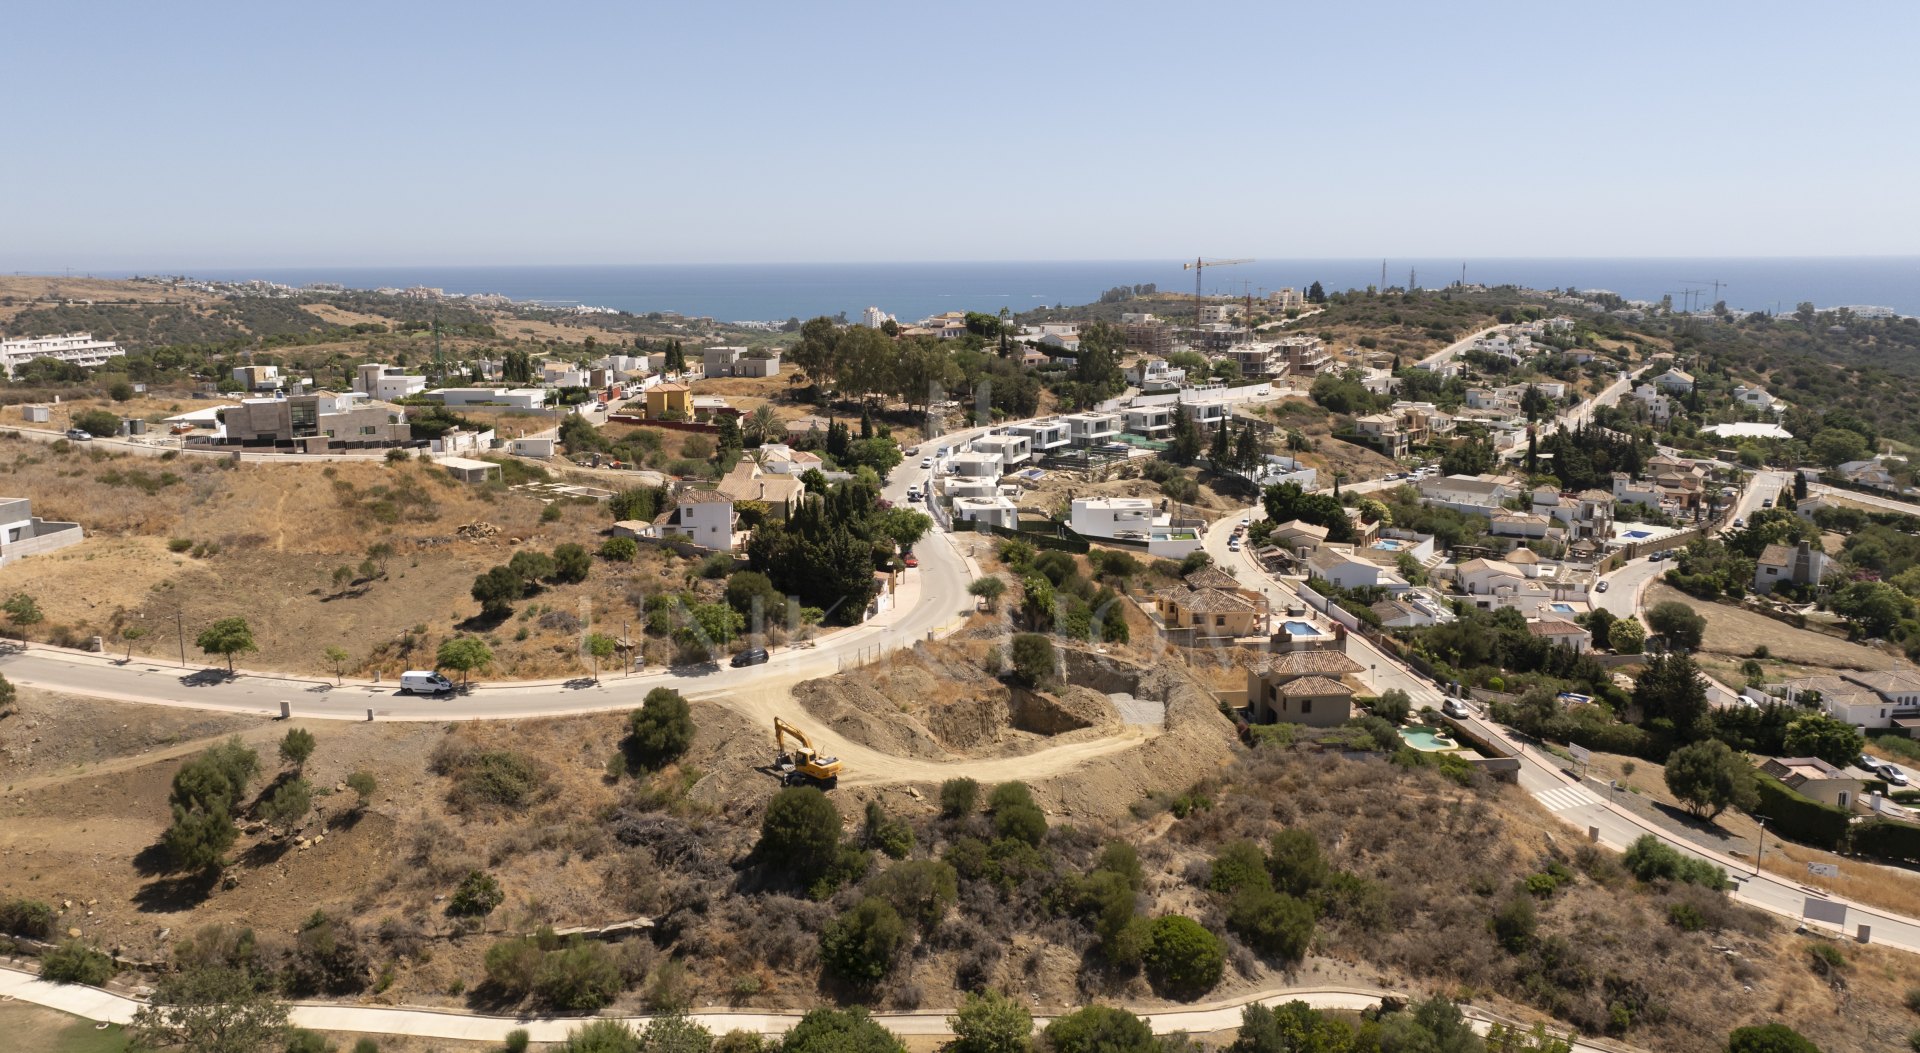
1754;816;1769;876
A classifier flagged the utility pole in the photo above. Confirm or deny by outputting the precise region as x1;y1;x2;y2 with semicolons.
1380;260;1387;291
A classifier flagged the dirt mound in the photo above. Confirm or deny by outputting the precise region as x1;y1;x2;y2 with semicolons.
793;677;954;760
1010;685;1119;735
1029;662;1237;821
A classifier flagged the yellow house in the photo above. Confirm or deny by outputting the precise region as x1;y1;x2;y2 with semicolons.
646;382;690;420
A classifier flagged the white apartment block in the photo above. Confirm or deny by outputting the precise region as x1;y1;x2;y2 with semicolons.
1;332;125;376
355;363;427;402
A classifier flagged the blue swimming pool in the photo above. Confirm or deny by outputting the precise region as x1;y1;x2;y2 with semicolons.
1623;529;1652;540
1400;726;1459;752
1550;603;1577;614
1372;538;1405;551
1282;621;1319;635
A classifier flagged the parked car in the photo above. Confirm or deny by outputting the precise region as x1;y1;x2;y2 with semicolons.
65;428;92;441
1733;518;1745;528
919;457;932;469
1228;539;1241;552
399;670;455;695
1886;764;1910;787
1595;580;1610;593
730;647;770;668
1240;517;1251;527
902;552;919;568
1762;498;1774;508
1442;698;1470;719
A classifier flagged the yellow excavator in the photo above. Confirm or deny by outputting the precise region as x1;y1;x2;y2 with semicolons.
773;718;842;788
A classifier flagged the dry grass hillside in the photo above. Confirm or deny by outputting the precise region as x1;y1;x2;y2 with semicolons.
5;649;1920;1052
0;434;702;678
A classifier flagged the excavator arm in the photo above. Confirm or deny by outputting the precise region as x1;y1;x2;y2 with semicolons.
773;717;811;756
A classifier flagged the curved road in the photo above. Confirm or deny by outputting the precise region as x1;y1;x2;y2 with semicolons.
0;966;1629;1052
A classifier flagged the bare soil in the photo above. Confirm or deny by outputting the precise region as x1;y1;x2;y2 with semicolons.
1646;582;1906;672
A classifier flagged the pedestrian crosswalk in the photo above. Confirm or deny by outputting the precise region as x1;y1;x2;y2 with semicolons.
1533;785;1602;813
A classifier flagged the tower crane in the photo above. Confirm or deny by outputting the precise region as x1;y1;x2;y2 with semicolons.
1182;257;1253;328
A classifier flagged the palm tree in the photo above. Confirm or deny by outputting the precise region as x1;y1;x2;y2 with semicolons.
746;404;780;446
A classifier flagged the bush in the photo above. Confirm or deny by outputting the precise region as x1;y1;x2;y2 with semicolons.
442;749;548;813
1726;1023;1820;1053
40;940;114;985
628;687;695;768
939;777;980;818
534;940;623;1010
1226;887;1314;962
1621;835;1731;890
168;537;193;553
1369;688;1412;725
1141;915;1225;999
484;935;547;998
1043;1006;1155;1053
781;1007;906;1053
993;802;1048;847
758;787;841;878
285;1030;332;1053
448;870;505;917
0;898;56;939
278;728;316;768
1266;828;1328;898
1490;895;1537;953
73;409;121;438
600;536;640;562
1207;841;1271;895
1667;901;1707;932
820;897;907;984
948;990;1032;1053
506;1030;532;1053
561;1019;641;1053
1008;633;1055;687
869;859;958;930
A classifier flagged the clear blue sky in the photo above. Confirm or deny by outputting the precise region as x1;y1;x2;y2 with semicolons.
5;0;1916;269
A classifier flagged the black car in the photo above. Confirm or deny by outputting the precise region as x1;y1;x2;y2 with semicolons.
730;647;770;668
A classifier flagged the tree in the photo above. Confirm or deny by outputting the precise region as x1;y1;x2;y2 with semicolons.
1042;1006;1155;1053
436;636;494;686
258;778;312;834
129;964;290;1053
0;672;13;718
968;576;1006;612
643;1013;715;1053
449;869;506;917
1810;428;1869;468
3;592;43;641
552;542;592;584
949;991;1032;1053
758;787;841;878
1267;828;1328;898
1646;601;1707;651
1373;997;1483;1053
345;770;377;809
1609;617;1645;655
278;728;316;769
584;632;618;681
1142;915;1225;999
533;941;623;1011
73;409;121;438
609;487;666;524
939;777;979;818
1633;652;1710;737
164;807;237;873
779;1007;907;1053
1663;739;1758;819
820;896;907;984
1009;633;1055;687
1231;1002;1354;1053
869;859;957;929
508;549;557;584
1370;689;1412;725
1226;887;1315;962
1783;712;1866;768
1167;409;1202;465
195;617;257;674
1306;281;1326;304
322;646;351;684
1726;1024;1820;1053
628;687;695;767
122;625;149;661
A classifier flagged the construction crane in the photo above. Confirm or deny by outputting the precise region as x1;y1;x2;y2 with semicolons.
772;718;842;788
1681;278;1728;311
1182;257;1253;328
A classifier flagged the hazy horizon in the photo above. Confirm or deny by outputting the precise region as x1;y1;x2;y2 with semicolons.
6;1;1917;269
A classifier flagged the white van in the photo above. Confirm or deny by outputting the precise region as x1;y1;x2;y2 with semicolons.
400;670;455;695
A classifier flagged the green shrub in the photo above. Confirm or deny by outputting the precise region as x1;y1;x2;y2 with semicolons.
1141;915;1225;999
1043;1006;1154;1053
939;777;980;818
40;939;114;985
1226;887;1314;961
1207;841;1271;895
868;860;958;930
1621;835;1731;890
1667;902;1707;932
1727;1023;1820;1053
533;941;623;1010
285;1029;333;1053
0;898;56;939
1490;895;1536;953
820;897;907;984
448;870;505;917
560;1019;641;1053
168;537;193;553
1008;633;1055;687
758;787;841;878
627;687;695;768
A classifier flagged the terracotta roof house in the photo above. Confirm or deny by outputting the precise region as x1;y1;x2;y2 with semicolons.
1525;617;1591;653
1247;648;1365;725
1760;756;1864;810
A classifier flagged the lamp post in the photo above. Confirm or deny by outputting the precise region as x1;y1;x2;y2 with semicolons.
1754;816;1769;876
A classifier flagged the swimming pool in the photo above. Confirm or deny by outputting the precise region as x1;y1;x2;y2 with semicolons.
1400;726;1458;752
1549;603;1577;614
1282;621;1320;636
1622;529;1652;540
1371;538;1405;551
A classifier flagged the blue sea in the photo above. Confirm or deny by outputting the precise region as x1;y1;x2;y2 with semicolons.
99;258;1920;324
